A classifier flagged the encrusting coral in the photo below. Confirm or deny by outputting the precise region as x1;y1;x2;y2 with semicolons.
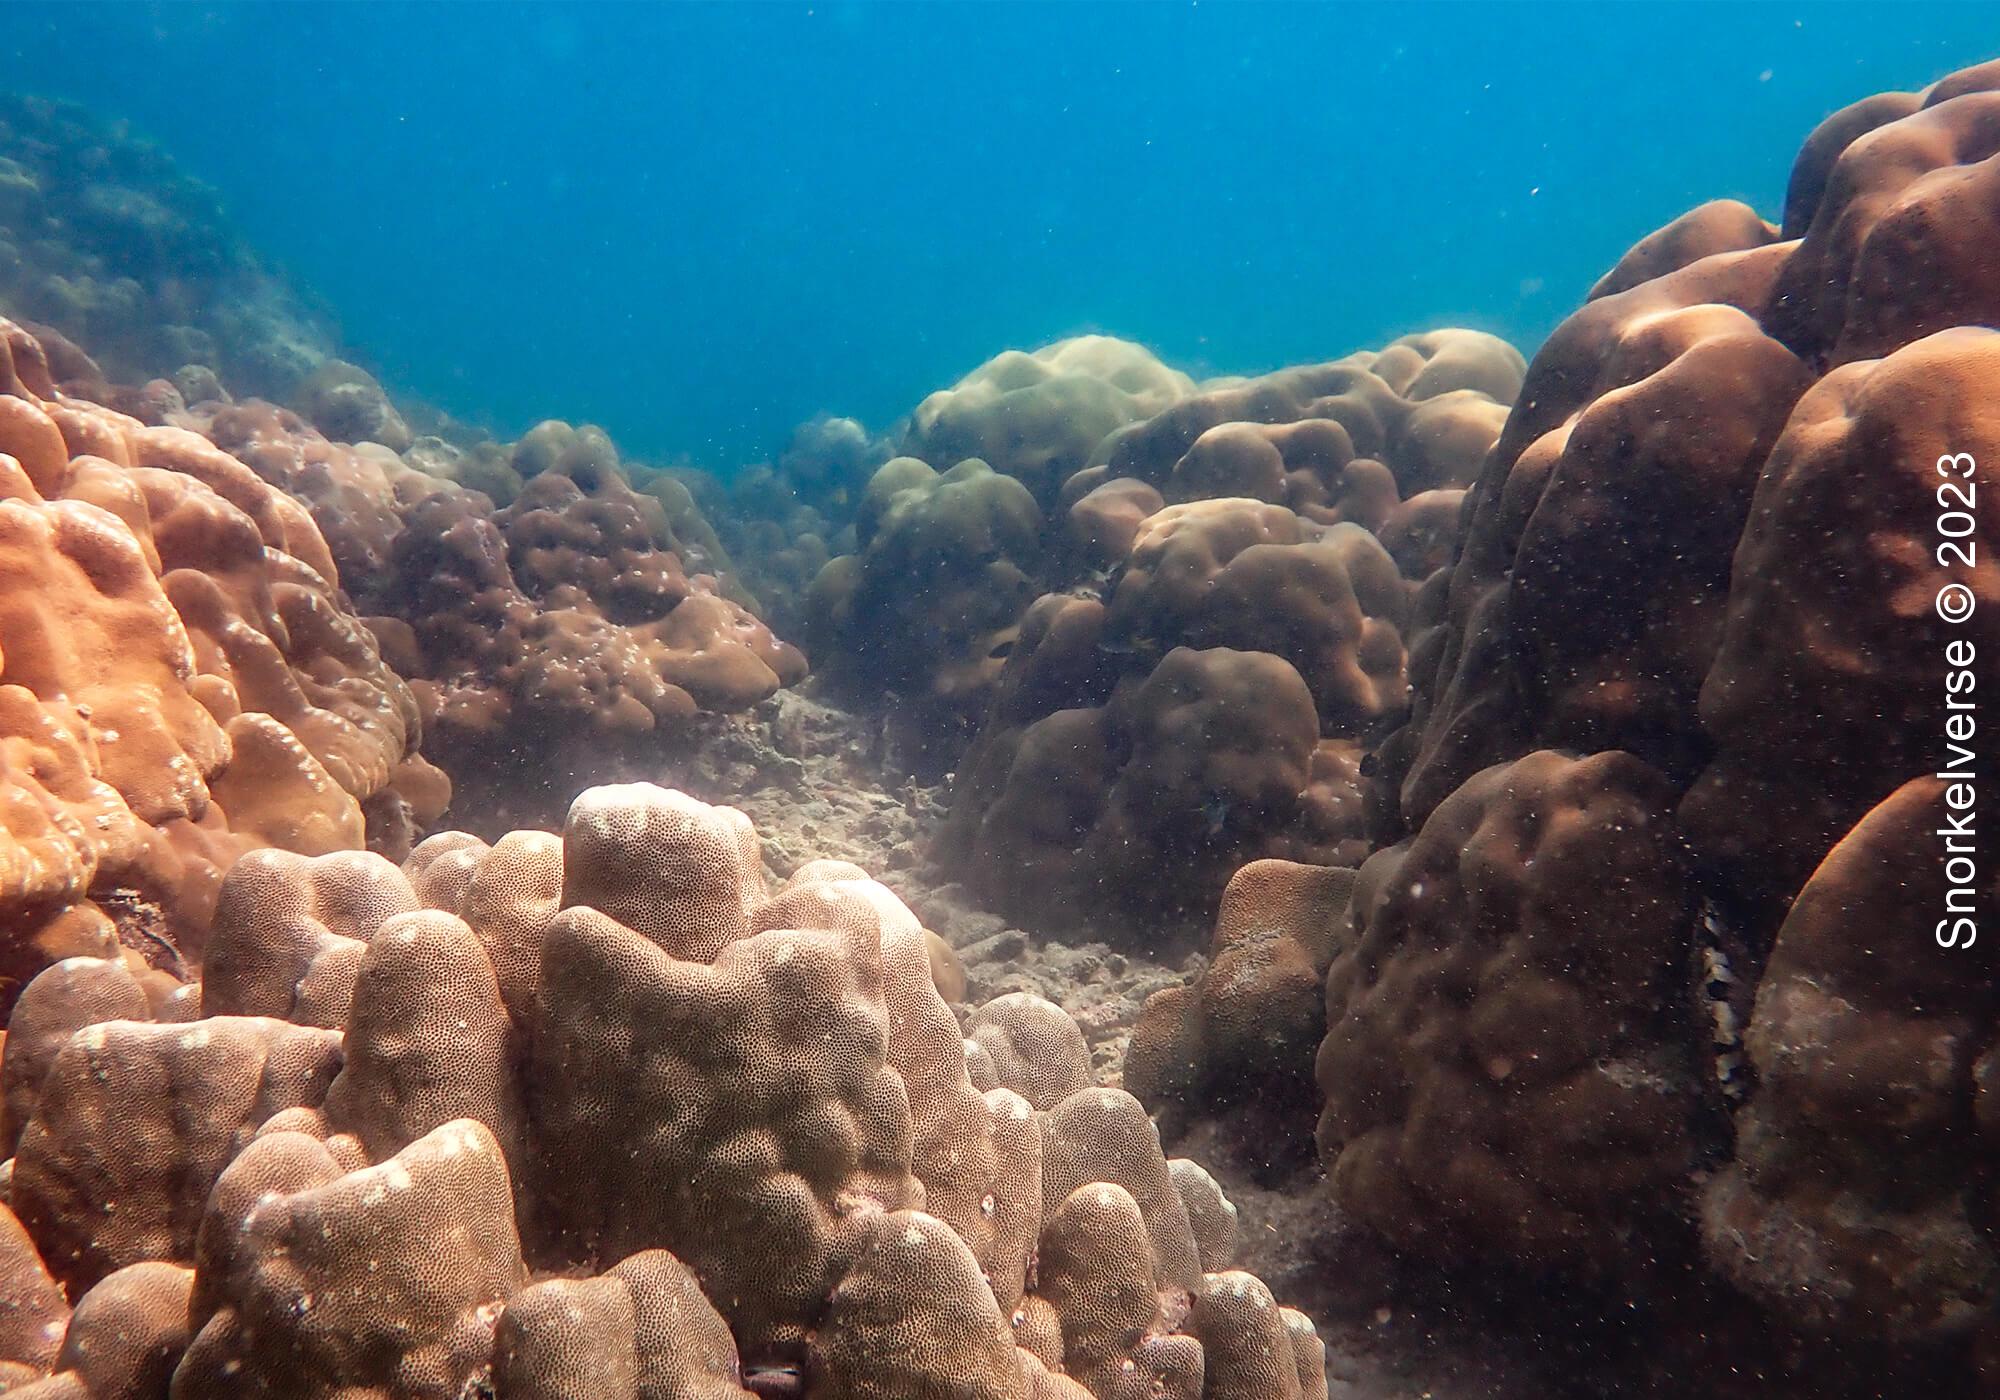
0;782;1324;1399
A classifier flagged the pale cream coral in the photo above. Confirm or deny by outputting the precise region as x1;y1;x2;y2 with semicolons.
0;781;1323;1398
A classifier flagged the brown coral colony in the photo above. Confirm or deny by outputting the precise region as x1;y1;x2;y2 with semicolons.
0;49;1995;1400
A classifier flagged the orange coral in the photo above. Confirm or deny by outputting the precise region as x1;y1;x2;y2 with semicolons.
0;318;445;1004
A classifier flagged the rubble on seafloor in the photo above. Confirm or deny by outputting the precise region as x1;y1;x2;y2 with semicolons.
679;683;1201;1085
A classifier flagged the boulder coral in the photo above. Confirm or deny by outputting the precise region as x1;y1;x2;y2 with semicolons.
1316;750;1704;1272
924;328;1521;935
1702;777;2000;1348
936;503;1406;934
23;326;806;846
1391;63;2000;904
807;456;1044;723
1680;328;2000;908
1090;62;2000;1382
1124;860;1358;1165
1297;55;2000;1358
943;637;1356;933
0;782;1323;1399
1099;502;1410;736
800;329;1520;747
0;317;446;1007
155;393;797;817
904;336;1195;509
389;483;797;725
293;360;411;454
1062;329;1524;513
776;413;893;513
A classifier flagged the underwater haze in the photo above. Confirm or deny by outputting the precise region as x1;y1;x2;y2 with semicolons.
4;4;2000;1396
15;0;1998;465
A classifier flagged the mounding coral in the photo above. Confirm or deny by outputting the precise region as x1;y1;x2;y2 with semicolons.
1104;56;2000;1384
0;316;446;1007
1063;329;1524;511
805;455;1044;725
5;47;1998;1396
1390;66;2000;911
1368;76;2000;1307
374;448;804;763
929;329;1522;936
807;329;1522;761
0;782;1326;1399
1702;777;2000;1348
0;307;811;1011
161;390;806;825
1124;859;1358;1171
904;335;1196;509
1316;750;1705;1272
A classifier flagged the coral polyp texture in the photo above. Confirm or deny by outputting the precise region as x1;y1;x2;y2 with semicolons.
0;316;446;1005
1317;750;1703;1271
1378;59;2000;1139
0;303;804;1012
6;40;2000;1399
1125;859;1358;1166
959;62;2000;1397
1063;330;1523;511
1702;777;2000;1347
0;783;1323;1399
376;443;804;753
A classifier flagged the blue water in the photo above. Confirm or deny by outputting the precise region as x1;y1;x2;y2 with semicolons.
14;2;1997;467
